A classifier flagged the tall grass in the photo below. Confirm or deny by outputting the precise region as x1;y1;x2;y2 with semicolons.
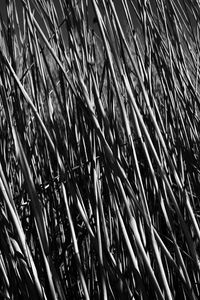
0;0;200;299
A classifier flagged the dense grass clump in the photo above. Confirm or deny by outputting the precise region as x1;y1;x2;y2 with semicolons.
1;0;200;299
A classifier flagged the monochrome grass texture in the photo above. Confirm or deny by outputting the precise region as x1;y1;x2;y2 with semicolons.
0;0;200;299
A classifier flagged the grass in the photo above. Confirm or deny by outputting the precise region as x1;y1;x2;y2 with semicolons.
0;0;200;299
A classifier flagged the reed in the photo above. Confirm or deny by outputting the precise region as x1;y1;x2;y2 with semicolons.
0;0;200;299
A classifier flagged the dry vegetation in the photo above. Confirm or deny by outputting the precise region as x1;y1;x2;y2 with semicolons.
1;0;200;299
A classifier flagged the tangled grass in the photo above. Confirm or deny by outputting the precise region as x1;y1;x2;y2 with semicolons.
1;0;200;299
